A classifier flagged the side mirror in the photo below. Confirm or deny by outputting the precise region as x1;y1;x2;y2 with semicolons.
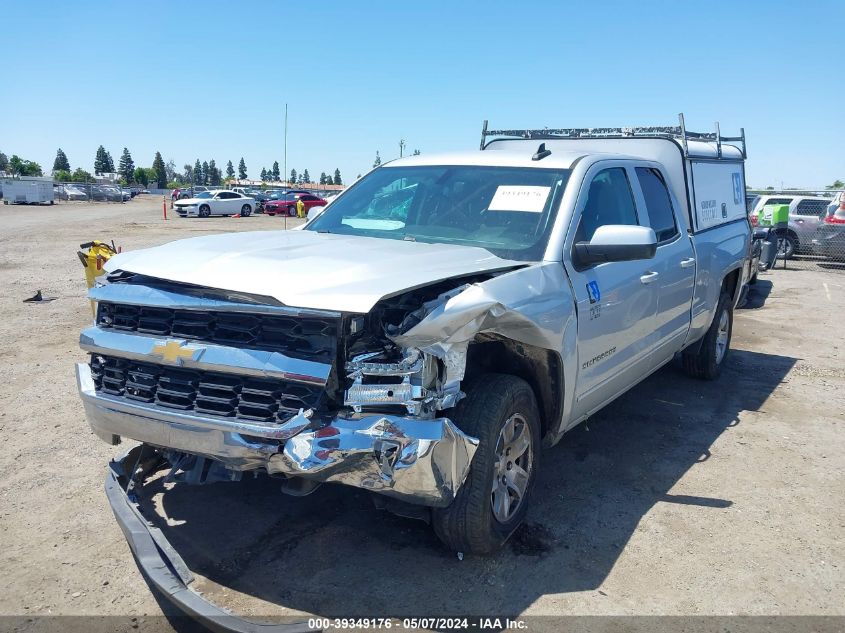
574;225;657;266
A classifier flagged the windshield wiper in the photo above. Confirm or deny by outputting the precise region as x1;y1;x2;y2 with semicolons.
403;234;416;242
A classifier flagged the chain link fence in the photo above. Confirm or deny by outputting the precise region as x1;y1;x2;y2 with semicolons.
51;181;145;203
750;190;845;273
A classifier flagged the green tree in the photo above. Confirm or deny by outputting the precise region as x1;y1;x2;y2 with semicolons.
133;166;149;186
94;146;110;174
302;169;310;183
319;172;327;185
70;167;93;183
8;155;43;176
290;168;297;184
334;168;342;186
238;157;247;179
271;161;280;181
193;159;202;185
260;167;268;181
152;152;167;188
828;179;844;190
53;169;72;182
165;159;178;183
226;160;235;179
373;151;381;168
209;159;220;186
118;148;135;182
53;148;71;172
201;160;209;185
0;151;8;172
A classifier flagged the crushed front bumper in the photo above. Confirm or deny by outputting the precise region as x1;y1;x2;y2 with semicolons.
106;446;313;632
78;363;478;507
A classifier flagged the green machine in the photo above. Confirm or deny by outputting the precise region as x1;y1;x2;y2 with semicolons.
757;204;790;228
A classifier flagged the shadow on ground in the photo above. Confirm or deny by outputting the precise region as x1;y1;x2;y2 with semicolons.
138;349;795;618
740;279;773;309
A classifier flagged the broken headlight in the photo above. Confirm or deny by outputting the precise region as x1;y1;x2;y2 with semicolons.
344;348;432;415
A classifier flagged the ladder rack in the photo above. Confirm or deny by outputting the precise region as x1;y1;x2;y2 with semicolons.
480;113;746;159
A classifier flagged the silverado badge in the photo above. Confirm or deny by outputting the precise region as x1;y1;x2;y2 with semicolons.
151;340;204;365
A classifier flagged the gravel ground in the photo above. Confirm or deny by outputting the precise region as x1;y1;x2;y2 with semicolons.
0;198;842;627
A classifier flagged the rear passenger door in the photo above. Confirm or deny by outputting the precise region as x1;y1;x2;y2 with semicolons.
793;199;828;245
632;166;696;366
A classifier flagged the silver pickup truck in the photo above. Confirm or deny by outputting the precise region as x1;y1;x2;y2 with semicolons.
77;118;751;570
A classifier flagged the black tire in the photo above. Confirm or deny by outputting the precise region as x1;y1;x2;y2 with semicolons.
241;204;252;217
682;291;733;380
431;374;541;555
198;204;211;218
778;233;797;259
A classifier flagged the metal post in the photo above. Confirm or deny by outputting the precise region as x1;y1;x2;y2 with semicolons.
480;120;489;150
715;122;722;158
284;103;288;190
162;196;167;220
677;113;688;157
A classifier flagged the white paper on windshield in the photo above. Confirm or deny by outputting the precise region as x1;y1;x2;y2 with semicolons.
488;186;551;213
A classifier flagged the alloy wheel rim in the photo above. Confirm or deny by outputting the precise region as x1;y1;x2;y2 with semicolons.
491;413;532;523
715;309;729;364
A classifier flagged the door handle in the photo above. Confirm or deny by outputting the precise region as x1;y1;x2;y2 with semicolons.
640;271;659;284
680;258;696;268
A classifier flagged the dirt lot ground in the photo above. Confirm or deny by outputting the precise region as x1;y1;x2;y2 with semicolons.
0;197;842;628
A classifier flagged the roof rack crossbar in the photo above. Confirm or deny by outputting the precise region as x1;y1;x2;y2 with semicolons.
480;113;747;159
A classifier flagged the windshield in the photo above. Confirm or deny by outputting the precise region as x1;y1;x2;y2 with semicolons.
307;165;569;260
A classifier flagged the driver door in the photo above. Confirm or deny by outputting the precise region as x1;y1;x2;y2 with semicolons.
564;163;660;420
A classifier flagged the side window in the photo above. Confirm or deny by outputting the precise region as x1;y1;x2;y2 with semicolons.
635;167;678;242
575;167;638;243
796;200;826;217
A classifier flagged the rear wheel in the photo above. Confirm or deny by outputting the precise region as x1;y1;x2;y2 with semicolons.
778;233;797;259
241;204;252;217
198;204;210;218
431;374;540;555
288;206;297;217
682;291;733;380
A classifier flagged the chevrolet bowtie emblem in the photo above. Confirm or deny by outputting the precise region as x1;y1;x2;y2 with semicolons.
151;340;204;365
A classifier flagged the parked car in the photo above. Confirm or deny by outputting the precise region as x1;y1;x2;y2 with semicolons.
749;195;832;258
811;197;845;260
264;192;327;216
172;186;209;200
77;115;752;602
173;190;255;217
64;184;89;201
91;185;123;202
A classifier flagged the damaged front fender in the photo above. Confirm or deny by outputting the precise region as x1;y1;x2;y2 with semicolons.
388;262;576;391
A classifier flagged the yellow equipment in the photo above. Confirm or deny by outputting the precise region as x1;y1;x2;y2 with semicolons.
77;241;119;315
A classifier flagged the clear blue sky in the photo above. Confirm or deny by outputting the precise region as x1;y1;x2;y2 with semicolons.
3;1;843;189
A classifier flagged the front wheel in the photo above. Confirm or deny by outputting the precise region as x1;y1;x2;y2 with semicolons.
682;291;733;380
198;204;211;218
241;204;252;217
431;374;540;555
287;206;297;217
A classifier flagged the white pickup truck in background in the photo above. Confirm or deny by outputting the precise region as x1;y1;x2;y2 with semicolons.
77;116;751;592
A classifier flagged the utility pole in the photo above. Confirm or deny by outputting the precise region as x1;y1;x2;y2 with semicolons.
284;103;288;188
399;139;405;158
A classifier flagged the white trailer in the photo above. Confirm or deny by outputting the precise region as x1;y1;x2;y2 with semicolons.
1;177;55;205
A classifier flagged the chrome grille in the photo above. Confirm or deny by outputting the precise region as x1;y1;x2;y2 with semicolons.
90;355;323;423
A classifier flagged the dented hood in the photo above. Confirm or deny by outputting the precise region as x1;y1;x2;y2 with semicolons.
104;230;524;313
